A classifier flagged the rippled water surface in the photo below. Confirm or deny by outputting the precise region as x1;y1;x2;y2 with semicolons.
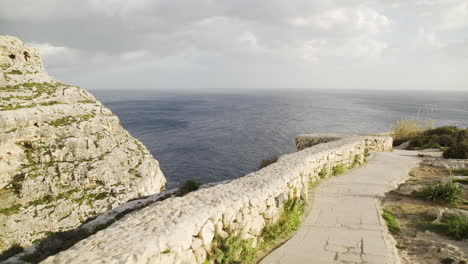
92;89;468;188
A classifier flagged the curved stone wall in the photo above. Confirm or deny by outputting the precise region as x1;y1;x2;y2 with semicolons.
41;135;392;264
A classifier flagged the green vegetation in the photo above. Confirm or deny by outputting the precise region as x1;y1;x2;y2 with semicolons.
318;167;328;178
414;181;464;207
261;196;305;248
423;213;468;240
0;82;59;94
206;196;306;264
78;100;96;104
453;178;468;185
453;169;468;176
443;143;468;159
0;244;24;262
0;204;22;216
382;209;400;234
178;180;201;196
6;69;22;75
210;232;256;264
364;148;370;157
0;100;62;111
348;155;362;169
402;126;468;159
390;118;433;146
258;156;279;169
46;114;94;127
332;164;345;176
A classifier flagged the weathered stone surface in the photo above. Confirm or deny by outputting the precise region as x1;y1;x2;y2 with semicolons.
0;35;166;252
40;135;392;264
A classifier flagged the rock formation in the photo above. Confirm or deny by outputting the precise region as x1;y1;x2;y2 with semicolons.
0;35;166;253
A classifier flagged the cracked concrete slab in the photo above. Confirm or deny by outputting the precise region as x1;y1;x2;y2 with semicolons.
261;150;418;264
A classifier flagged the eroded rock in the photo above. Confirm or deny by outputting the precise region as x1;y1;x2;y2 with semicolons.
0;35;166;252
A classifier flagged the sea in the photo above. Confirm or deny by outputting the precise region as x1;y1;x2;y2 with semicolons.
91;89;468;189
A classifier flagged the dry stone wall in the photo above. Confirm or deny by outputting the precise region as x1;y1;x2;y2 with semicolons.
0;35;166;253
43;135;392;264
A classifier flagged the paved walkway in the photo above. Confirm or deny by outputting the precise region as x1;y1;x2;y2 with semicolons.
261;150;419;264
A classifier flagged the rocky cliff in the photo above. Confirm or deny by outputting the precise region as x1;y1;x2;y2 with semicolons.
0;35;166;253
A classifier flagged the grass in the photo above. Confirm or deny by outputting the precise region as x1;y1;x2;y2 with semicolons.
261;196;305;248
210;232;257;264
382;209;400;234
208;196;306;263
178;180;201;196
332;164;345;176
423;213;468;240
318;167;327;178
390;119;433;146
414;181;464;207
453;169;468;176
258;156;278;169
46;114;94;127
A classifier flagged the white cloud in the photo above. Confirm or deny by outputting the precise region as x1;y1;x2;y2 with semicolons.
119;49;151;62
30;42;79;68
291;6;391;35
2;0;467;90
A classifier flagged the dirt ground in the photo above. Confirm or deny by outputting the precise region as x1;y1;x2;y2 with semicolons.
382;154;468;264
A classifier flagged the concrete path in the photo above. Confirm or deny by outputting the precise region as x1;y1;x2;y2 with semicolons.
261;150;419;264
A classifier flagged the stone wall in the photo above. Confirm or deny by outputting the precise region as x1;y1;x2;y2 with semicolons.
42;135;392;264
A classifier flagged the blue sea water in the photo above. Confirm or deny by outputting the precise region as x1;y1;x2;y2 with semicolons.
91;89;468;189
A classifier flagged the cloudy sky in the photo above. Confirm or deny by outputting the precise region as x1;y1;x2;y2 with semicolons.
1;0;467;91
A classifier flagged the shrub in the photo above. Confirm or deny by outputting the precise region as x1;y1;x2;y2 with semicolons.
332;164;345;176
406;126;467;152
443;143;468;159
414;181;464;207
390;119;433;146
258;156;278;169
178;180;201;196
382;209;400;234
425;213;468;240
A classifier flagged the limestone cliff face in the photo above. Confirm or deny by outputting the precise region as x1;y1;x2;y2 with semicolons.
0;35;166;252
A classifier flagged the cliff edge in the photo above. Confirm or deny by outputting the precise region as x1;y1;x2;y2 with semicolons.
0;35;166;252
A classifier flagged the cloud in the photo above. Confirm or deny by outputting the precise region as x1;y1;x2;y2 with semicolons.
291;5;391;35
1;0;467;90
30;42;80;69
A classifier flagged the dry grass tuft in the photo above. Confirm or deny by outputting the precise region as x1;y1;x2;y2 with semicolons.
390;119;434;146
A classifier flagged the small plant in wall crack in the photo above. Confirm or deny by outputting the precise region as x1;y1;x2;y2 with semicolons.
332;164;345;176
206;196;306;264
260;196;306;249
208;230;257;264
318;167;328;178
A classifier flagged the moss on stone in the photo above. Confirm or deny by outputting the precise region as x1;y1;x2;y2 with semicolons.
46;114;95;127
0;204;22;215
6;70;22;75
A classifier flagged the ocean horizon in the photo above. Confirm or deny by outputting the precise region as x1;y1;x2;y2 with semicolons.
92;89;468;189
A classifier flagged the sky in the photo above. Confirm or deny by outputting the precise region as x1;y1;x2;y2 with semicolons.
1;0;467;91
